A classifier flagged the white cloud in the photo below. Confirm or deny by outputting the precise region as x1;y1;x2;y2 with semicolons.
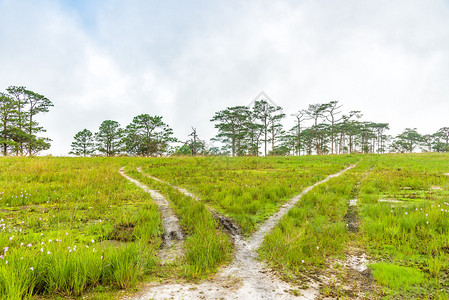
1;0;448;155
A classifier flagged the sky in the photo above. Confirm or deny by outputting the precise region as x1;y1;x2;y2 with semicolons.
1;0;449;155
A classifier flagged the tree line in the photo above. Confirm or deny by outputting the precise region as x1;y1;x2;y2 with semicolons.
70;98;448;157
0;86;445;157
210;100;448;156
0;86;53;156
70;116;176;157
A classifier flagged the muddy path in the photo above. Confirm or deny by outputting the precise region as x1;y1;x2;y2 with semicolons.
137;167;240;237
327;166;376;298
124;164;356;300
119;168;184;261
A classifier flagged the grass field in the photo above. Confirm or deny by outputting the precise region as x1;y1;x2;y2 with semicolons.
0;153;448;299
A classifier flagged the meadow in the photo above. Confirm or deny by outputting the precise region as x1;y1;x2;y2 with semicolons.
0;153;448;299
260;153;449;298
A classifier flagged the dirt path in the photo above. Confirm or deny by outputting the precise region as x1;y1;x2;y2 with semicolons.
137;167;241;236
124;164;356;300
119;168;184;259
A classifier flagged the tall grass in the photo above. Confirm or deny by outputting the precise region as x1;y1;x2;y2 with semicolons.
258;163;367;277
126;167;232;278
0;157;162;298
135;155;358;234
357;153;449;297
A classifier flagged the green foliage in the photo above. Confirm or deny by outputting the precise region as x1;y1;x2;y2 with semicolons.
126;166;232;278
369;263;425;292
356;153;449;296
135;155;358;234
123;114;176;156
0;86;53;156
95;120;123;156
259;166;360;274
70;129;95;157
0;157;162;298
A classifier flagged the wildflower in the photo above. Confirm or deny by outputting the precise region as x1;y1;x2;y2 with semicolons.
69;249;72;253
5;261;7;264
93;248;96;253
48;239;52;243
317;246;319;250
101;256;104;260
9;237;12;241
0;255;3;259
301;259;304;263
427;221;429;224
41;242;44;245
20;243;23;246
47;251;51;255
65;232;68;236
86;245;89;248
30;267;34;271
405;212;408;215
4;247;8;252
426;214;428;217
91;239;94;244
40;248;43;252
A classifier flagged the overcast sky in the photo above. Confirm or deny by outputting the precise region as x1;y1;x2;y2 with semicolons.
1;0;448;155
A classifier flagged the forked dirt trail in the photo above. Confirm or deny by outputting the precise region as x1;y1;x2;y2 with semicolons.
125;165;356;300
137;167;240;236
119;168;184;261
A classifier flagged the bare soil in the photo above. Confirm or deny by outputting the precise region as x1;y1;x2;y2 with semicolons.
119;168;184;256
